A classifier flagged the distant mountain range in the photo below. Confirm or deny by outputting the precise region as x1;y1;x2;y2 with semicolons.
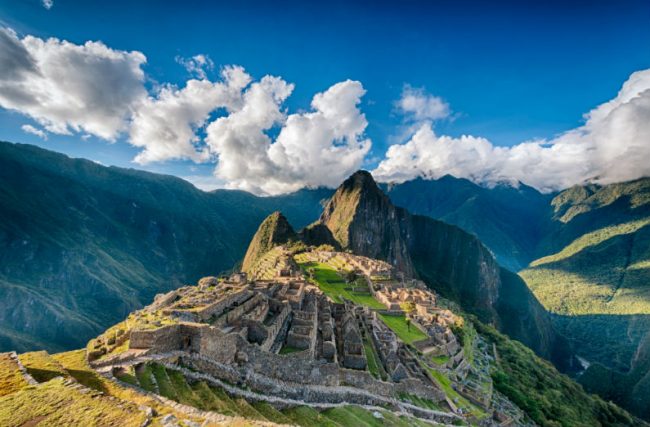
0;141;330;353
381;177;554;271
1;140;649;420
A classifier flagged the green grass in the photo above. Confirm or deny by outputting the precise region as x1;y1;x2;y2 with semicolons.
279;344;304;354
191;381;237;415
378;313;428;344
475;320;637;427
253;402;294;424
363;340;381;379
209;386;241;416
399;393;440;411
296;260;385;309
165;368;202;407
322;406;374;426
18;351;68;383
135;364;157;392
283;406;341;426
150;363;177;400
431;354;449;365
421;363;485;419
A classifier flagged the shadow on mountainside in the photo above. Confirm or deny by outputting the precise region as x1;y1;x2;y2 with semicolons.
551;312;650;421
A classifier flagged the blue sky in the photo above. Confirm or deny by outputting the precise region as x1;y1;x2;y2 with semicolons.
1;0;650;193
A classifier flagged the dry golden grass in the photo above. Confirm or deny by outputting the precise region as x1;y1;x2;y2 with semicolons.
0;353;29;397
0;377;147;427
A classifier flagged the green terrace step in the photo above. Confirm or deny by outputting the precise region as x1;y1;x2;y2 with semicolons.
283;406;342;427
145;363;271;421
252;402;295;425
190;381;236;415
135;363;157;393
114;365;139;386
232;395;269;421
321;406;375;426
166;368;203;407
323;406;436;427
151;364;177;400
131;363;439;426
18;351;69;383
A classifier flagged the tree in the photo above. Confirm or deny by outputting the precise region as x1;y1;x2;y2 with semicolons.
345;270;358;285
400;301;416;314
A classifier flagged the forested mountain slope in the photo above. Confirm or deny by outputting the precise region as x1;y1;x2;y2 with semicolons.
520;178;650;420
0;141;328;353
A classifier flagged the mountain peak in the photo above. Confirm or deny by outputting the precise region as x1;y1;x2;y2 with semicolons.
241;211;296;273
337;170;381;195
315;171;416;276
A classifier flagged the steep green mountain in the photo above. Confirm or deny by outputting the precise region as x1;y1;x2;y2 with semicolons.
0;141;329;353
520;178;650;420
308;171;569;367
381;176;554;271
241;211;297;272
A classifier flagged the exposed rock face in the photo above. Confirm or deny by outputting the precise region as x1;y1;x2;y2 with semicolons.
319;171;415;277
241;211;297;273
309;170;564;363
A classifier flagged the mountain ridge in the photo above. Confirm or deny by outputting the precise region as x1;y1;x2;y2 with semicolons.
0;140;329;353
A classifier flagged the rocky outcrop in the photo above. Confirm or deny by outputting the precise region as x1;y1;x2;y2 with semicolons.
241;211;297;273
318;171;415;277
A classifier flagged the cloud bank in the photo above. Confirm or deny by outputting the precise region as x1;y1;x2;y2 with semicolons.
1;27;649;195
0;28;146;140
374;70;650;191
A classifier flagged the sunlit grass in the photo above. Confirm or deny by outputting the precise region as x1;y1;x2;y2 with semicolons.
378;313;427;344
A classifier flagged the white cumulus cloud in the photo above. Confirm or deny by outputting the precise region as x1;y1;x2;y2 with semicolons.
175;54;214;79
21;124;47;139
206;79;371;195
42;0;53;10
374;70;650;192
0;27;147;140
129;65;251;164
396;85;450;122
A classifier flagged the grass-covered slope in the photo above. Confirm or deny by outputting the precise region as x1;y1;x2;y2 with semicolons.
0;140;328;353
523;219;650;315
474;321;641;427
241;211;297;273
519;178;650;421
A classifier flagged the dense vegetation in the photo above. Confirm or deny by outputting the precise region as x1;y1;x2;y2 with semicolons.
0;141;329;353
474;321;640;427
515;179;650;420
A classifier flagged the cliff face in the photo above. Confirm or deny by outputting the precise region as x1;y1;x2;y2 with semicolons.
241;211;297;273
311;170;562;362
319;171;415;276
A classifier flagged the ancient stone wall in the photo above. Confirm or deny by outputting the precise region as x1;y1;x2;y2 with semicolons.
213;293;264;327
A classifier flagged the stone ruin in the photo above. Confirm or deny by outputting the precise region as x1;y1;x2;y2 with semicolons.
88;249;531;425
91;268;454;418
